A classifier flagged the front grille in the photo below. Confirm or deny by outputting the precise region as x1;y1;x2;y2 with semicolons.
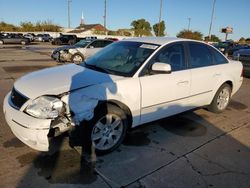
10;88;28;109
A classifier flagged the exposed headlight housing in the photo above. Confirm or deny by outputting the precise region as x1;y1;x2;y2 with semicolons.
25;96;64;119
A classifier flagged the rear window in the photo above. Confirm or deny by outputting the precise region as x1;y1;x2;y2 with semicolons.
188;42;213;68
209;46;228;65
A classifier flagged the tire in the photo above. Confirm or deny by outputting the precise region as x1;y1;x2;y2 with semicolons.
208;83;232;113
83;104;128;155
0;40;4;45
21;41;26;45
71;53;84;64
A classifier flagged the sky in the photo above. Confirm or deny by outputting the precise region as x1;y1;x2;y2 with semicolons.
0;0;249;40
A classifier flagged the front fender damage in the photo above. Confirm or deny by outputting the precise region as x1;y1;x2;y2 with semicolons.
61;84;112;125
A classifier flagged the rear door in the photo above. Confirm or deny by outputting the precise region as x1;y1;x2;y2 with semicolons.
186;42;221;106
140;42;191;124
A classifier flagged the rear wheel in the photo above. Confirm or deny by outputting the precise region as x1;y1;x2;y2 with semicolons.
71;53;84;64
208;83;231;113
84;104;128;155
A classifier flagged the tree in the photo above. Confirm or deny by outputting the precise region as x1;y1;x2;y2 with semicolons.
20;21;35;31
176;29;203;40
246;38;250;44
153;21;166;36
131;19;152;37
238;37;246;44
204;35;221;42
0;21;19;31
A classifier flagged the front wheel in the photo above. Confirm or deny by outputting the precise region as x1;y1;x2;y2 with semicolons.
71;53;84;64
85;104;128;155
208;83;231;113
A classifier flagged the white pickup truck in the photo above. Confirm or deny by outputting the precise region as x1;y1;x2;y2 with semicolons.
4;37;243;155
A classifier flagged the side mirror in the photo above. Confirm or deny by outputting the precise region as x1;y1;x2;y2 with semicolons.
89;45;94;49
151;62;171;74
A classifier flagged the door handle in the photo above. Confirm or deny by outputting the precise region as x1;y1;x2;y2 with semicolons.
214;73;221;77
177;80;189;85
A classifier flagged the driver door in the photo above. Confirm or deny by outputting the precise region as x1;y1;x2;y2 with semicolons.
139;42;191;124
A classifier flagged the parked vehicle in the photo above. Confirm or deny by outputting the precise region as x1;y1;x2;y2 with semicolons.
51;34;82;45
24;34;34;42
105;37;119;41
213;41;234;55
233;48;250;77
3;37;243;154
0;34;30;45
51;39;113;63
34;34;53;42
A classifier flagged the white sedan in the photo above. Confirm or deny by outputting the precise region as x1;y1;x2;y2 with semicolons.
3;37;243;155
51;39;113;64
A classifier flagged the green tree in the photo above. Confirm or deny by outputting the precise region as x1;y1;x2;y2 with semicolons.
153;21;166;36
0;22;19;31
238;37;246;44
246;38;250;44
20;21;35;31
204;35;221;42
176;29;203;40
35;20;61;32
131;19;152;37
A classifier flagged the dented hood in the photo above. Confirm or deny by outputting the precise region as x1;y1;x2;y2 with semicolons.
14;64;123;99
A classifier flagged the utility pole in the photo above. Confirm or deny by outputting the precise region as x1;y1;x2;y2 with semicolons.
208;0;216;40
158;0;163;36
68;0;72;28
187;17;191;31
104;0;107;34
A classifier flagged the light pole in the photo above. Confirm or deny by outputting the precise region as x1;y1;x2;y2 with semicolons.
104;0;107;34
158;0;163;36
187;17;191;31
68;0;72;28
208;0;216;40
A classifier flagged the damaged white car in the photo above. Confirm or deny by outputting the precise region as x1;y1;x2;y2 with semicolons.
51;39;113;64
3;37;243;154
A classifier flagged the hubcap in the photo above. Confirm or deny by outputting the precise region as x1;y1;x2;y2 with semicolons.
91;114;123;150
216;88;230;110
73;55;82;63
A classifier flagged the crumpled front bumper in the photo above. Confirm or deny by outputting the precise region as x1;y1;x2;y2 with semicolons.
3;93;52;151
51;51;71;62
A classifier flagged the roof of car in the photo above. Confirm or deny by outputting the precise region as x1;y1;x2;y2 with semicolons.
123;37;189;45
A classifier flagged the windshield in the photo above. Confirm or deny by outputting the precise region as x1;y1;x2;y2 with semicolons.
81;41;159;77
74;40;91;47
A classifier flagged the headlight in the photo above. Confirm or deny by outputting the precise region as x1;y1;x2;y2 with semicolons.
25;96;64;119
60;49;68;53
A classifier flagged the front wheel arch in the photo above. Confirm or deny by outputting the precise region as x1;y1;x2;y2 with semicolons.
94;100;133;129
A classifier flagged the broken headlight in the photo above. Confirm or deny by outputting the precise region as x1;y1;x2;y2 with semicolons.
25;96;64;119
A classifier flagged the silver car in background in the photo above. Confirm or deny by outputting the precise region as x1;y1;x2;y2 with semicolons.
51;39;113;64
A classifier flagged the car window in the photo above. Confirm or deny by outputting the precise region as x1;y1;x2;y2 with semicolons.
103;40;113;47
188;42;213;68
90;41;103;48
209;46;228;65
150;43;186;72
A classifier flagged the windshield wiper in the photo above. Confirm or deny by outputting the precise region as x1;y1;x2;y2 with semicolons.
84;62;112;74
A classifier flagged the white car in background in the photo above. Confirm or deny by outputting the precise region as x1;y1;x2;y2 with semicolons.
4;37;243;155
51;39;113;64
